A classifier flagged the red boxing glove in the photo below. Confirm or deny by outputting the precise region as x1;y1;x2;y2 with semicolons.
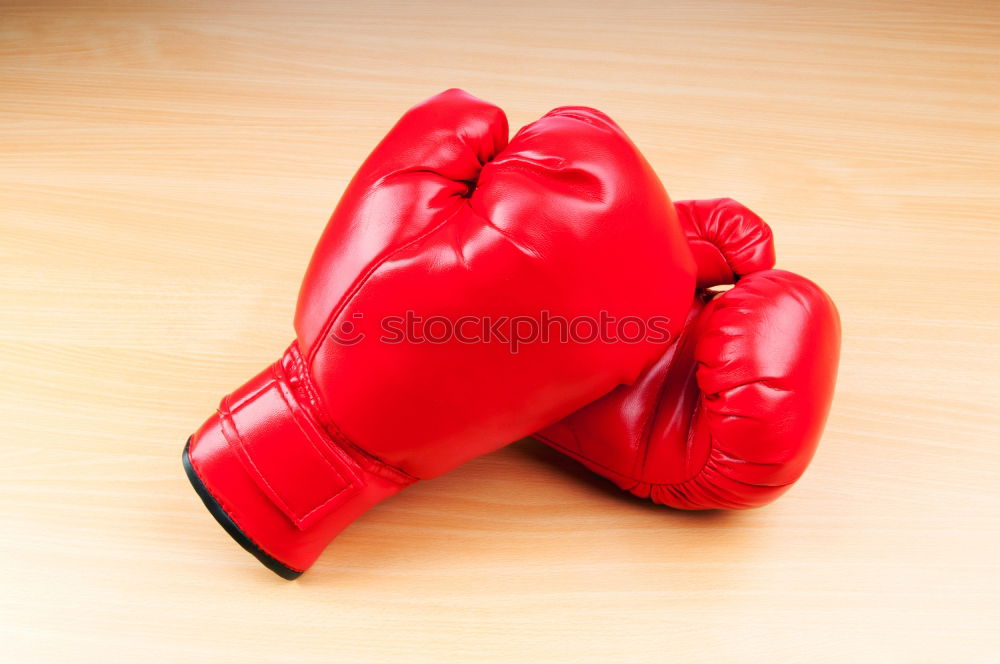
184;90;696;578
535;199;841;509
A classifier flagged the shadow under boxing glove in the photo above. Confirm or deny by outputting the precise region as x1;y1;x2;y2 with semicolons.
534;198;841;509
183;89;697;578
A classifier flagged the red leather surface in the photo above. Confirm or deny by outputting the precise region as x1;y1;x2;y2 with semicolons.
218;345;364;531
535;200;841;509
187;89;696;573
676;198;776;290
186;345;413;573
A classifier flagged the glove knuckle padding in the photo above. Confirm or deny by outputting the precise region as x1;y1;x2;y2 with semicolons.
310;103;695;477
535;268;840;511
675;198;776;290
677;269;841;508
295;89;510;349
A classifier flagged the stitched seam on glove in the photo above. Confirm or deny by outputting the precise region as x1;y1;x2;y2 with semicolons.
306;200;466;368
286;344;416;486
267;364;357;523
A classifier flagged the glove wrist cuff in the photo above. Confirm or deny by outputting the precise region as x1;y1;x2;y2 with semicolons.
184;343;413;578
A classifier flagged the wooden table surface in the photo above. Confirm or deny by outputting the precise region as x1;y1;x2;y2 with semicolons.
2;1;998;661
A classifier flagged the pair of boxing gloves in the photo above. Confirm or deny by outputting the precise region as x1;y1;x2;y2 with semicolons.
183;89;840;579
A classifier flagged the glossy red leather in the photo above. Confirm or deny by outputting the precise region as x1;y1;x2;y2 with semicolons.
535;199;841;509
186;89;697;575
676;198;776;290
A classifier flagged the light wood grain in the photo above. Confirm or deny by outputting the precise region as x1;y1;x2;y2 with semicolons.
2;0;999;661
